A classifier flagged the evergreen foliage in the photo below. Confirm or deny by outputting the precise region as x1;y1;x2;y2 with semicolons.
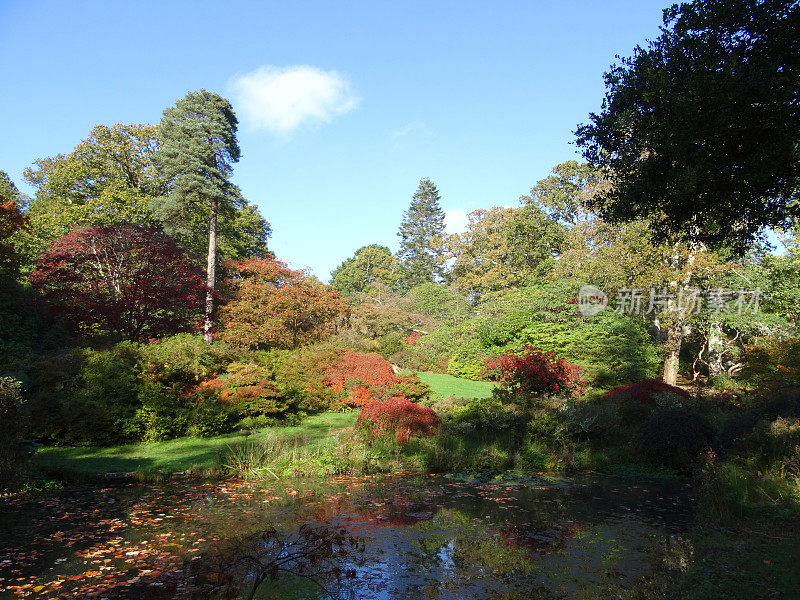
154;90;242;341
397;178;446;288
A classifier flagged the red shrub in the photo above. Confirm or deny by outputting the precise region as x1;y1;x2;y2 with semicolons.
486;346;584;405
604;379;690;405
405;333;423;346
348;386;375;407
324;351;399;406
356;396;441;444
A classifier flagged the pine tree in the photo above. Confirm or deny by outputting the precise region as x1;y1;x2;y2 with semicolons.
153;90;242;342
397;178;446;289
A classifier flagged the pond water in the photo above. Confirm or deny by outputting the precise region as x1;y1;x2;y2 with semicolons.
0;473;695;599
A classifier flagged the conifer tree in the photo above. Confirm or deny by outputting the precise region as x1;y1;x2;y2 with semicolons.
153;90;241;342
397;178;446;289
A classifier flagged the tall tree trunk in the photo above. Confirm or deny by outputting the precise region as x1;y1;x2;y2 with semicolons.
663;315;684;386
661;239;698;385
204;198;217;343
707;321;725;378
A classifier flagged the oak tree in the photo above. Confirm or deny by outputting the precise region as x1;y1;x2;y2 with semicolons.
576;0;800;250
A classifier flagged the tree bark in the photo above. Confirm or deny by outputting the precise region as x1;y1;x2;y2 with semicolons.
663;316;683;386
661;239;697;385
204;197;217;343
707;321;725;378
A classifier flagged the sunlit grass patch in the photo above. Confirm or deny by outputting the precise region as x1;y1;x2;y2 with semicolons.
34;411;358;476
416;371;496;400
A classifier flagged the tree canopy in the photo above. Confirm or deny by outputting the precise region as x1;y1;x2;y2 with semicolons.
330;244;401;297
28;225;206;342
154;90;243;342
575;0;800;249
219;258;350;350
19;123;270;272
397;178;446;289
447;206;562;298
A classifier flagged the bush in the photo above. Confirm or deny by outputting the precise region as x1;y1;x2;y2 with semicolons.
376;332;405;357
487;346;584;408
125;382;191;442
43;347;141;446
604;378;691;405
199;362;291;416
274;346;345;411
190;398;238;438
716;387;800;455
389;372;430;403
0;377;29;487
447;357;485;381
741;337;800;387
138;334;236;390
561;398;622;441
442;397;521;433
356;397;441;444
633;408;714;473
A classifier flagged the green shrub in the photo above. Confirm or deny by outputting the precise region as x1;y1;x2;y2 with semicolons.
444;397;521;433
709;373;739;391
376;332;405;357
389;372;431;403
273;345;345;411
519;444;548;471
0;377;29;488
447;357;484;381
526;409;569;447
561;398;621;441
716;387;800;455
633;408;714;473
138;334;236;390
125;382;191;442
190;398;237;438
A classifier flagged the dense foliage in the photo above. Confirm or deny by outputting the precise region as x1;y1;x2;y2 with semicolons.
219;258;349;350
487;347;584;407
29;225;206;342
576;0;800;249
0;377;28;487
356;396;441;444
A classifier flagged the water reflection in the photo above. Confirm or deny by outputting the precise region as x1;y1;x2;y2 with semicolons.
215;473;694;599
0;473;694;599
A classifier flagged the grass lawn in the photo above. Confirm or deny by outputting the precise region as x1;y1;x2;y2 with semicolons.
34;374;494;477
34;411;357;476
416;371;496;400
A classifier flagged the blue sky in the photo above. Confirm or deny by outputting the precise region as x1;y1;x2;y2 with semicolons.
0;0;672;280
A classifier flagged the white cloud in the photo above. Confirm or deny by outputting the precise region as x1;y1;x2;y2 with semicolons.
230;65;360;134
444;208;469;234
389;120;431;140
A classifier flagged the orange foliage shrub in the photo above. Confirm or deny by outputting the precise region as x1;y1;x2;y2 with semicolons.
195;362;289;415
742;337;800;386
324;351;400;407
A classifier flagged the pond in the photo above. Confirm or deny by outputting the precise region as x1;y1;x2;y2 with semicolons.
0;473;695;599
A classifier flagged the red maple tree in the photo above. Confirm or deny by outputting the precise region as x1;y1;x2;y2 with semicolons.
29;225;206;341
0;200;26;278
